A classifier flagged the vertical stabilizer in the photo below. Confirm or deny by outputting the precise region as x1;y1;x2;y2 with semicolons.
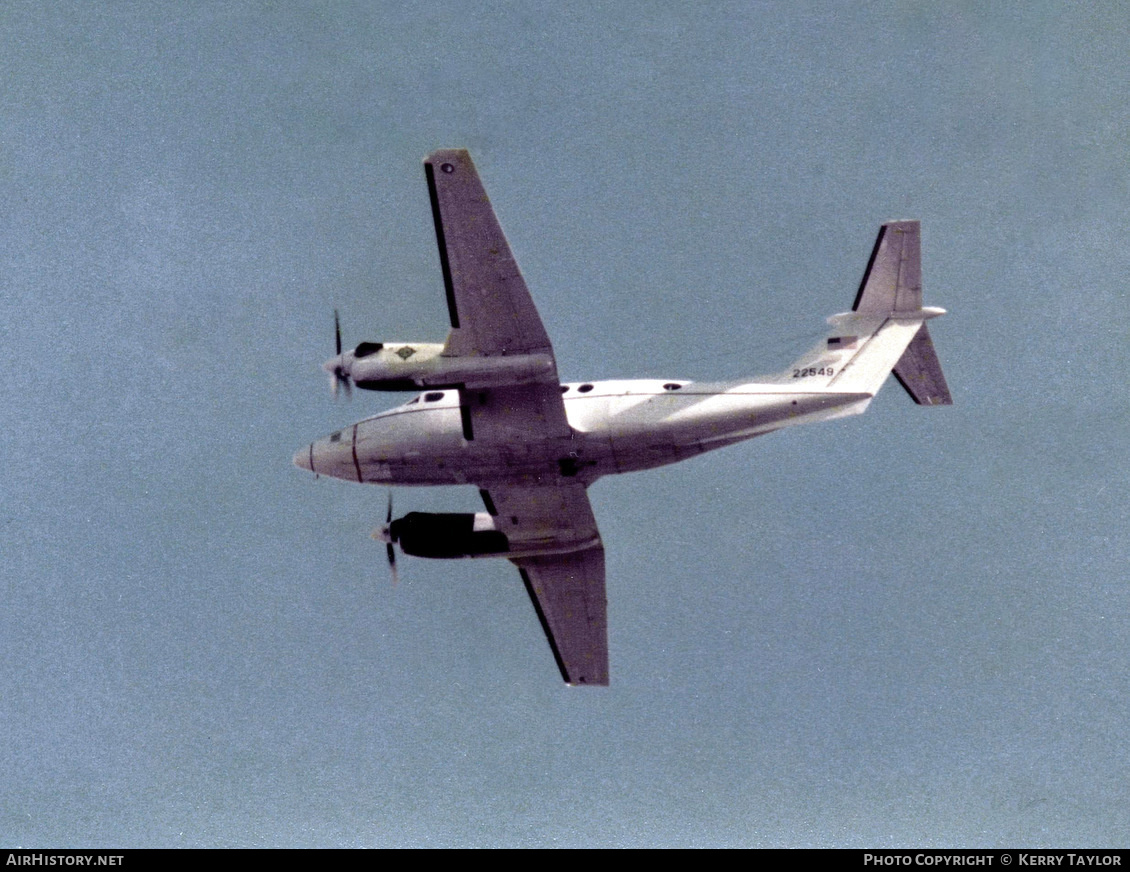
853;220;922;314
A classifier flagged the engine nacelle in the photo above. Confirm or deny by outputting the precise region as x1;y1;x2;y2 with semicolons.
389;512;509;558
326;342;555;391
386;511;602;560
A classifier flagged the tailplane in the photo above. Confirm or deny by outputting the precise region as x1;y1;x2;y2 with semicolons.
777;220;952;404
891;323;952;405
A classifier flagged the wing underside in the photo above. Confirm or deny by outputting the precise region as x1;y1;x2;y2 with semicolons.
515;546;608;686
481;482;609;686
425;149;555;360
424;149;608;685
425;149;572;440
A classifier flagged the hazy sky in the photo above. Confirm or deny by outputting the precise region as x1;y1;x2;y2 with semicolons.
3;1;1128;847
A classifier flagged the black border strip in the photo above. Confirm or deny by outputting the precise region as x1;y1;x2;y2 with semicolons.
6;849;1128;860
424;161;460;328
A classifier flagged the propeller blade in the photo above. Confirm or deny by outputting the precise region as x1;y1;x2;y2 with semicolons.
370;491;398;586
386;542;398;588
329;309;352;399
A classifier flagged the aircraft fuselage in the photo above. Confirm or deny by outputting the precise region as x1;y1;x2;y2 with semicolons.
295;378;872;486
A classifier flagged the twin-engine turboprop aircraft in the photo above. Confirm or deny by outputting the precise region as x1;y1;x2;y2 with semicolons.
294;149;952;686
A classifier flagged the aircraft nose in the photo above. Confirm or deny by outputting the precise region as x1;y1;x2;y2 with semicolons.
293;445;314;473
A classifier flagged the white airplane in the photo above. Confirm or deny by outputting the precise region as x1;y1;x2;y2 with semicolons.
295;149;952;686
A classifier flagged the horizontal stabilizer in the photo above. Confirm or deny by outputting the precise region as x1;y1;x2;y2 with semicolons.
892;324;952;405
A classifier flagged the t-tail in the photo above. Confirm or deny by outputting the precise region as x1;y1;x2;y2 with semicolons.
781;220;952;405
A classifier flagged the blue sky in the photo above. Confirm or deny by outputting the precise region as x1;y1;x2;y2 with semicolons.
2;1;1128;847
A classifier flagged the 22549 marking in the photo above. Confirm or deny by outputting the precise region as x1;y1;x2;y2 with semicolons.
792;366;834;378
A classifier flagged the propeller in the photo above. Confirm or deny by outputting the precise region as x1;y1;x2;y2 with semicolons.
328;309;352;399
371;490;399;586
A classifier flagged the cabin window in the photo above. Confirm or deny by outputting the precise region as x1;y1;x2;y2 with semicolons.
329;431;342;443
424;392;445;402
560;385;569;393
578;384;594;393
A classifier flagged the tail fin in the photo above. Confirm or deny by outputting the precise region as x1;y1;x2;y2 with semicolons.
778;220;952;404
853;219;922;314
850;219;952;404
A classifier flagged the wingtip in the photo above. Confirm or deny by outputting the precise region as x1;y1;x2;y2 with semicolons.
565;666;610;687
566;678;610;688
424;147;470;165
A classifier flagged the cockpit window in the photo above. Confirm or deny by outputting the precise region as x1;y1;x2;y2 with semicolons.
560;385;569;393
329;431;342;443
424;392;445;402
407;397;420;405
663;383;683;391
